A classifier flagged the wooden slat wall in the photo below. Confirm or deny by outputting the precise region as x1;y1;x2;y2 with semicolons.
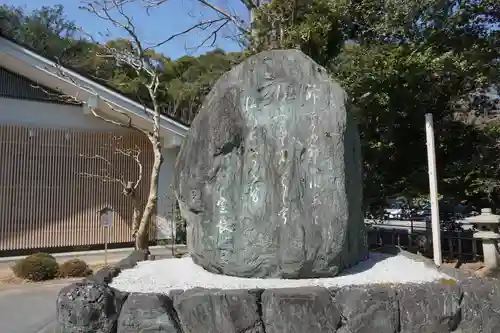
0;124;155;251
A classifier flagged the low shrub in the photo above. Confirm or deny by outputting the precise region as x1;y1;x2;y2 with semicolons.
58;258;93;278
11;252;59;281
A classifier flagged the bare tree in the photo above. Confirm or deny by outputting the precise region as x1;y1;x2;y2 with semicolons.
72;0;167;250
32;0;218;250
34;71;163;250
78;0;237;250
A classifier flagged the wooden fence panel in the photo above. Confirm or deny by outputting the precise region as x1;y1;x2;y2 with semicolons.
0;124;155;251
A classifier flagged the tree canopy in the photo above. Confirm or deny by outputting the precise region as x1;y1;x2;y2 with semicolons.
1;1;499;206
255;0;499;205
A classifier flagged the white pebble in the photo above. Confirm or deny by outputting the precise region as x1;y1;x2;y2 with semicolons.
110;252;452;293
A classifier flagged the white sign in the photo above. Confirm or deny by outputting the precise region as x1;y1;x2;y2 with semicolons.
101;211;113;228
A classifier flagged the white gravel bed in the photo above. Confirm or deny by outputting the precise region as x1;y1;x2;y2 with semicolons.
110;252;452;293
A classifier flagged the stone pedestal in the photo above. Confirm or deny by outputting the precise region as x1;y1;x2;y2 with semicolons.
473;228;500;269
466;208;500;269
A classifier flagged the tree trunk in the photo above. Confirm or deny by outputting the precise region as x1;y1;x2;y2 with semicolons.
131;192;142;238
135;137;163;250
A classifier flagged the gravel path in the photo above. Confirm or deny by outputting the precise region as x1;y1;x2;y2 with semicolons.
110;252;452;293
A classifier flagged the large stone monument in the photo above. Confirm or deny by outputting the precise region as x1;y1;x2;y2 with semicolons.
174;49;368;278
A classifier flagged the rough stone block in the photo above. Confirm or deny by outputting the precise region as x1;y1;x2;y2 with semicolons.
172;288;263;333
117;293;180;333
397;283;461;333
458;278;500;333
116;249;150;270
89;250;147;284
174;48;368;278
89;266;121;284
262;287;340;333
335;285;399;333
57;281;127;333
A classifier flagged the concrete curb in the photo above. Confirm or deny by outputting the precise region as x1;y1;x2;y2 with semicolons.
0;244;187;263
0;277;84;293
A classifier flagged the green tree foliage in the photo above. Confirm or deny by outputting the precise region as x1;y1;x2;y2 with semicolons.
162;49;245;123
2;2;499;205
0;5;95;67
0;4;240;125
255;0;499;205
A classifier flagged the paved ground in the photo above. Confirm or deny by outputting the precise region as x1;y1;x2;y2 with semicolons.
0;245;185;333
0;245;186;270
0;281;72;333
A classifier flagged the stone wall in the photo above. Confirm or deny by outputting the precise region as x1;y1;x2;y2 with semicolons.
56;250;500;333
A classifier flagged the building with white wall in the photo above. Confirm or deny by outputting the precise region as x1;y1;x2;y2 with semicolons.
0;35;188;254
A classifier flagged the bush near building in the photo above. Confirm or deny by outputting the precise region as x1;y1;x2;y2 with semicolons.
58;258;93;278
11;253;59;281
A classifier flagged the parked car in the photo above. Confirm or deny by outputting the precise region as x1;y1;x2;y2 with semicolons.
384;201;416;220
384;201;405;219
419;202;479;220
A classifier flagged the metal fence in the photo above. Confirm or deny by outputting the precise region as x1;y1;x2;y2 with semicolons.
366;221;483;262
169;219;483;262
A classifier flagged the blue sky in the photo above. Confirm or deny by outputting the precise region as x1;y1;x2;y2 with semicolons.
3;0;247;59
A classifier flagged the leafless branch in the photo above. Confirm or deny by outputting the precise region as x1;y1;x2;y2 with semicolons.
142;0;250;34
196;0;250;34
41;55;101;96
81;0;155;78
31;48;150;208
79;135;144;191
30;83;83;105
79;171;125;183
81;154;113;165
80;0;175;132
79;150;126;186
114;144;143;190
147;17;229;50
182;18;232;54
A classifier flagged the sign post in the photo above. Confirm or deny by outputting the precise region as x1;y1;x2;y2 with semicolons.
425;113;442;266
98;206;113;266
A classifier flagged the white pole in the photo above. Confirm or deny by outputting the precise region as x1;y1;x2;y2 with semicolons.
425;113;442;266
104;225;108;266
